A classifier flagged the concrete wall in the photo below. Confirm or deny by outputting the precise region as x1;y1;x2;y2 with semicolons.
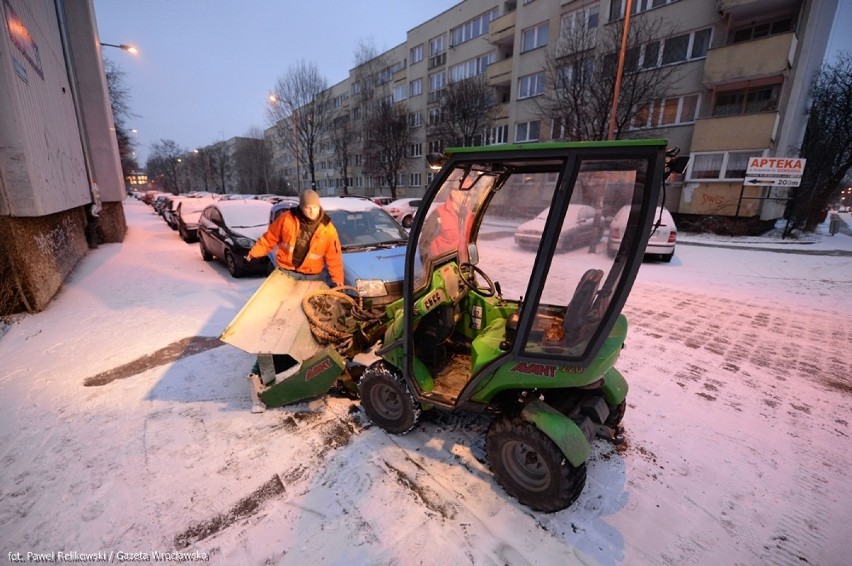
0;0;126;313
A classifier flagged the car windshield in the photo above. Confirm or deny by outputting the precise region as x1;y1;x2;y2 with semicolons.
327;208;408;250
220;204;271;228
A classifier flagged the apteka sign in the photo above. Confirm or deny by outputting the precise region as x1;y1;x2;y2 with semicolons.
746;157;806;177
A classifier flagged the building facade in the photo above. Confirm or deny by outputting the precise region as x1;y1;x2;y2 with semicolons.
0;0;126;313
267;0;836;223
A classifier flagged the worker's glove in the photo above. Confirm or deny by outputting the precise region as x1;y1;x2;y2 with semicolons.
244;254;254;262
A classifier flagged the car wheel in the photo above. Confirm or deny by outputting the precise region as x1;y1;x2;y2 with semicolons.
560;236;574;251
225;250;244;278
402;215;413;228
199;238;213;261
486;416;586;512
359;361;421;434
661;251;674;263
179;225;188;242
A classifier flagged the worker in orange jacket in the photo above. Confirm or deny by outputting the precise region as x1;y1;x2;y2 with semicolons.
246;189;344;286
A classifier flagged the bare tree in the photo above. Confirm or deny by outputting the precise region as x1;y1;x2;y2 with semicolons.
365;100;411;200
207;141;232;193
234;127;274;193
103;59;138;177
538;15;679;141
329;112;354;195
267;61;332;191
428;74;500;147
785;52;852;233
146;139;184;193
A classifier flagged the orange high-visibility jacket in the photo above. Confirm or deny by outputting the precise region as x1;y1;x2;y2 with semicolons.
249;210;344;285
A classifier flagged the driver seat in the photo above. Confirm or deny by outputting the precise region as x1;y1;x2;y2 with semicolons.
562;269;604;347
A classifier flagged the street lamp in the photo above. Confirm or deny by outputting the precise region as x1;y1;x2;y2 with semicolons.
100;42;138;55
269;94;301;192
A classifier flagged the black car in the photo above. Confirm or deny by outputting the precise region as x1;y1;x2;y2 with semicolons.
197;200;272;277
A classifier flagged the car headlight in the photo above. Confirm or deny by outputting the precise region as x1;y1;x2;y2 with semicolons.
356;279;388;298
234;237;255;248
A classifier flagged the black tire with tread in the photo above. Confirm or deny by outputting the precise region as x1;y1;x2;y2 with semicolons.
486;416;586;512
359;361;421;434
225;250;243;278
199;239;213;261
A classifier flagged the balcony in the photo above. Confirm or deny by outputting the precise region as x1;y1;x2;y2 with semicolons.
488;10;515;48
690;112;779;151
703;32;796;86
717;0;798;18
487;57;513;86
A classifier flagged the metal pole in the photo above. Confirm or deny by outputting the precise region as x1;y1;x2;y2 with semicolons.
607;0;633;140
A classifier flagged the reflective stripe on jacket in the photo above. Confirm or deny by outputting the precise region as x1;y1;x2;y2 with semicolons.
249;210;344;285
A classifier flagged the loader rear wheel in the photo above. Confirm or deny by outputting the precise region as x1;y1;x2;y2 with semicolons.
486;416;586;512
606;400;626;428
359;362;421;434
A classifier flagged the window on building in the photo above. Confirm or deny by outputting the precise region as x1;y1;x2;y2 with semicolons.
408;143;422;158
393;84;408;102
688;150;763;180
610;0;681;20
733;17;794;43
515;121;540;143
486;125;509;145
560;4;600;37
630;93;700;129
429;72;446;92
521;22;549;53
430;35;445;56
411;44;424;64
429;107;442;125
410;173;422;187
410;78;423;97
518;72;545;99
451;8;499;46
408;112;423;128
713;82;781;116
449;53;496;82
428;140;443;153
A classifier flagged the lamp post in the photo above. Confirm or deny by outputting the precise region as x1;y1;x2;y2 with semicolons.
269;95;301;192
100;42;138;55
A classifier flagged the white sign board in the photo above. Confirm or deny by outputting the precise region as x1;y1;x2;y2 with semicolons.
746;157;806;177
743;177;801;187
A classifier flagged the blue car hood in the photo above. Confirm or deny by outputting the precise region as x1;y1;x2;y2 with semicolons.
343;245;406;283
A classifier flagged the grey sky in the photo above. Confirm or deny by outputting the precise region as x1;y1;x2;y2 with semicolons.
93;0;462;164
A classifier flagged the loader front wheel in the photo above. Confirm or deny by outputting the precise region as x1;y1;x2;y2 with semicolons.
359;362;421;434
486;416;586;512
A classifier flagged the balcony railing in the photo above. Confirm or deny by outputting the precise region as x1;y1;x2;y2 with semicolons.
487;57;513;86
488;10;516;47
703;32;796;86
691;112;779;151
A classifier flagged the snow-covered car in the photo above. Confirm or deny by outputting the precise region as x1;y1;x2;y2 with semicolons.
608;205;677;262
176;197;218;243
514;204;598;251
198;200;273;277
268;196;409;307
383;198;421;228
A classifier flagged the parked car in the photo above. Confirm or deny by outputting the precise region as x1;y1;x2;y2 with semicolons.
383;198;421;228
176;197;218;243
514;204;598;251
268;196;409;307
197;200;273;277
608;205;677;262
372;196;394;207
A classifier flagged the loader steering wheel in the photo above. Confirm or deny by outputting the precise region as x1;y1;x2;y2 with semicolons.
459;262;496;297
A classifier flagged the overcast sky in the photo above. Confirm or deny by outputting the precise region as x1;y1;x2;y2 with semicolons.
93;0;461;165
94;0;850;167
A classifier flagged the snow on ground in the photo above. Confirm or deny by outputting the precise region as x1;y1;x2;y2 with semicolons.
1;200;850;565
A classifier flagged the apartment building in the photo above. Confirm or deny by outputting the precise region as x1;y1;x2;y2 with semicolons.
266;0;837;222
